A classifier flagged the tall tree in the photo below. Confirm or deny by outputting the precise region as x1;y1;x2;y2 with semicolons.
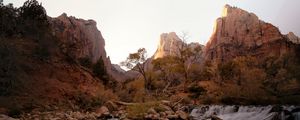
121;48;150;90
18;0;49;39
175;32;203;81
93;56;109;85
0;2;18;37
152;56;179;92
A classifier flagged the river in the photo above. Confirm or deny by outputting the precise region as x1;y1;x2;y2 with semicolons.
190;105;300;120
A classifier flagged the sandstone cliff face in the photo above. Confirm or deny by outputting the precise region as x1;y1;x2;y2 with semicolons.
50;13;121;80
153;32;204;59
153;32;183;59
205;5;299;61
286;32;300;44
50;13;108;64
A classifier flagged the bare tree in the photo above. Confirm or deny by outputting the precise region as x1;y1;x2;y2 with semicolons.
120;48;150;90
176;32;203;81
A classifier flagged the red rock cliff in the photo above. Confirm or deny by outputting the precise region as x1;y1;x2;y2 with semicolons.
205;5;299;62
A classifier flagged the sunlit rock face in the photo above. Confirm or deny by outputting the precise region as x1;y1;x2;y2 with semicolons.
153;32;204;59
50;13;107;64
153;32;183;59
205;4;298;62
286;32;300;44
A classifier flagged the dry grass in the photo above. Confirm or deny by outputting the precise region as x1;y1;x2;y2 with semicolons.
126;101;162;119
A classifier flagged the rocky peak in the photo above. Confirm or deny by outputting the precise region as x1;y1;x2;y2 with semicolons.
205;4;289;61
153;32;183;59
50;13;127;80
153;32;205;60
51;13;106;64
286;32;300;44
221;4;256;18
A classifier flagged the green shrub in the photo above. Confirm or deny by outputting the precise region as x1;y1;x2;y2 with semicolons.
127;102;161;119
93;57;109;85
218;61;237;81
0;0;50;39
74;92;105;111
188;84;206;99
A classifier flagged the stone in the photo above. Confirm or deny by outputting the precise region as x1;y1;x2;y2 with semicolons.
270;105;283;112
147;108;157;114
95;106;110;116
165;111;175;116
176;110;188;120
0;114;19;120
159;104;173;111
211;115;223;120
167;114;178;119
291;107;300;113
104;101;119;111
159;112;167;117
152;113;160;119
144;114;150;119
161;100;172;105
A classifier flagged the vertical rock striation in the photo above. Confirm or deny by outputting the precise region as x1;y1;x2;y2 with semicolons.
49;13;121;80
204;4;299;62
153;32;204;59
50;13;108;64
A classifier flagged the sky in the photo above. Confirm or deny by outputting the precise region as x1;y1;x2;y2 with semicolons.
3;0;300;64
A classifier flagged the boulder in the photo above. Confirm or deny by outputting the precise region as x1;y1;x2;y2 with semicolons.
165;111;175;116
167;114;179;119
95;106;110;116
211;115;223;120
0;114;19;120
159;104;173;111
147;108;158;114
104;101;119;111
176;110;188;120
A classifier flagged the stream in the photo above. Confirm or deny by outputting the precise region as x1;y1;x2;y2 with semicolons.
190;105;300;120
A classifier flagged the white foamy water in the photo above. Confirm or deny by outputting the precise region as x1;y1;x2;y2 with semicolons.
190;105;300;120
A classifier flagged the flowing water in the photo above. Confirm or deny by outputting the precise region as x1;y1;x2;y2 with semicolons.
190;105;300;120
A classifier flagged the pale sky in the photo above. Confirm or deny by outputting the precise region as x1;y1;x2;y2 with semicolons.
4;0;300;64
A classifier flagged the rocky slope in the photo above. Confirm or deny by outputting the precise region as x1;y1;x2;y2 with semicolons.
0;13;120;116
204;4;300;62
50;13;114;73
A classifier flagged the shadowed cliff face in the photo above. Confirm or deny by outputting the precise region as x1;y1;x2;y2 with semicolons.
0;11;122;113
49;13;122;80
205;5;299;62
50;13;108;64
